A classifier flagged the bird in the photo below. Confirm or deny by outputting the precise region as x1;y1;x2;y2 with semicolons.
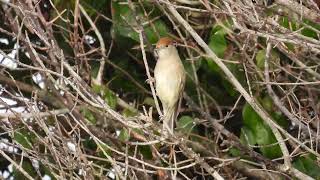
154;37;186;134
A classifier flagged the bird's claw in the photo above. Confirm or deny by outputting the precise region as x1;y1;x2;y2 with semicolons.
159;114;164;122
161;128;169;139
146;77;155;84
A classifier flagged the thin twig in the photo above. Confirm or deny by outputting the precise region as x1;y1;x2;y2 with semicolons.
165;2;293;170
79;4;106;85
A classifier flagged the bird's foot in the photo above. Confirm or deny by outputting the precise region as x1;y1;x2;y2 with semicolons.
162;124;174;137
161;127;170;139
159;114;164;122
145;77;155;84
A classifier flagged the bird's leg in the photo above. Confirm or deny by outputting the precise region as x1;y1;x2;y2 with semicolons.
160;115;170;138
159;113;164;121
168;145;175;163
162;121;174;138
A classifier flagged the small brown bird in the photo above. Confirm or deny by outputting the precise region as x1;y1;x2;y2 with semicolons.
154;37;186;134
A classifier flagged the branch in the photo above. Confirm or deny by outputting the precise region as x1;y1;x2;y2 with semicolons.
165;2;292;170
275;0;320;23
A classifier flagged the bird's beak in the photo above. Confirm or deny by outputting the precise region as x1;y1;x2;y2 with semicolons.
173;42;178;47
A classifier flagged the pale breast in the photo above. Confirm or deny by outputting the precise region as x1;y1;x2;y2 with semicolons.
154;56;185;108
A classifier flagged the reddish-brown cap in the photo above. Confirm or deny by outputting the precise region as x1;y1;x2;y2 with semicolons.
156;37;174;48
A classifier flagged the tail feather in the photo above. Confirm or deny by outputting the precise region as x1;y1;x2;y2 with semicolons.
163;105;177;134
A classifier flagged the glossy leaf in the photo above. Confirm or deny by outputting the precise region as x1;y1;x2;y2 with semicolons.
143;97;156;107
83;137;97;150
81;108;97;124
240;127;256;146
14;131;33;149
177;116;196;134
301;20;320;39
208;26;227;58
92;85;118;109
293;154;320;179
206;23;245;96
13;161;36;179
229;147;242;157
139;145;153;160
122;108;138;117
206;25;227;73
104;89;117;110
119;128;130;141
97;143;112;158
183;57;202;82
111;1;168;44
242;103;282;158
260;96;288;128
256;49;280;70
242;103;263;128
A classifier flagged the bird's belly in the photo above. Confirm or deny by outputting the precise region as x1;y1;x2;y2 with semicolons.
155;63;182;107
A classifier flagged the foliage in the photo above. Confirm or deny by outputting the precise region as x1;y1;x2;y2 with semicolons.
0;0;319;179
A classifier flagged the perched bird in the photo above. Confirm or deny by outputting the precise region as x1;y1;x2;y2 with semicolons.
154;37;186;134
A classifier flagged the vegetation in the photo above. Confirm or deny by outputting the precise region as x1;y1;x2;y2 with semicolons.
0;0;320;179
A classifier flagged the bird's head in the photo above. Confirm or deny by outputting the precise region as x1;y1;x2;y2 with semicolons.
155;37;178;58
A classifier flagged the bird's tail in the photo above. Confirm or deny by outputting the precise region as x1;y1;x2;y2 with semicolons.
163;95;183;134
163;106;175;134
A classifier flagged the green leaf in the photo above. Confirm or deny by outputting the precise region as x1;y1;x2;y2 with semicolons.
14;131;33;149
144;20;169;44
242;103;282;158
301;27;317;39
82;0;110;15
177;116;196;134
83;137;97;150
205;22;244;97
104;89;117;110
139;145;153;160
223;61;245;97
92;85;118;109
260;96;288;128
97;142;112;158
260;95;273;112
220;78;237;96
91;62;100;79
183;57;202;82
256;49;266;70
278;16;298;31
208;25;227;66
279;16;289;29
13;161;36;179
229;147;242;157
206;60;220;74
119;128;130;141
270;111;288;128
111;1;169;44
301;20;320;39
259;137;282;159
240;127;256;145
254;123;272;145
133;128;144;135
143;97;156;107
122;108;138;117
80;108;97;124
256;49;280;70
293;154;320;179
208;26;227;59
92;84;102;93
242;103;263;129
